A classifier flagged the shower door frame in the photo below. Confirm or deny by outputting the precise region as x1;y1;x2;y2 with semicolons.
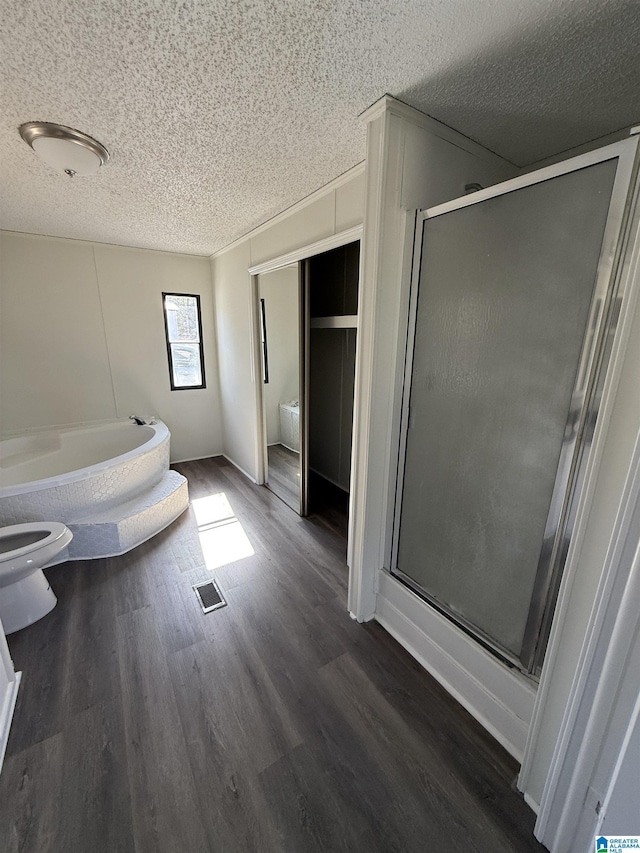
391;138;638;676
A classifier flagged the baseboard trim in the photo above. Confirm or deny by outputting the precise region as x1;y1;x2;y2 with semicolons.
170;452;223;465
169;453;259;486
221;454;258;484
0;670;21;774
376;571;536;762
524;792;540;814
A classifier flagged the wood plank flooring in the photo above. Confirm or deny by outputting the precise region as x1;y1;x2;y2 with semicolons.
0;457;547;853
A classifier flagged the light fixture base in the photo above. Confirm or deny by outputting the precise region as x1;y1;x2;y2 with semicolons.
19;122;109;176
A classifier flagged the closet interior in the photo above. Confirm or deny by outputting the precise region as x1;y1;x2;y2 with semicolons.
305;241;359;538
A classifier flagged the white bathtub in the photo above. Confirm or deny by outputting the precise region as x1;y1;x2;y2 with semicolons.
0;420;189;561
279;401;300;453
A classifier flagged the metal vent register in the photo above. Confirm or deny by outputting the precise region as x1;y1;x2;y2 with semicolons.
193;579;226;613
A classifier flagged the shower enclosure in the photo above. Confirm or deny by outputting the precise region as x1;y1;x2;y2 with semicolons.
392;141;637;676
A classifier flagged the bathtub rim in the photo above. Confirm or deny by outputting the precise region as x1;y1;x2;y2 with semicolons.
0;420;169;498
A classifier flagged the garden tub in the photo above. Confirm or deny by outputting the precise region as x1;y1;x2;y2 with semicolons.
0;420;189;561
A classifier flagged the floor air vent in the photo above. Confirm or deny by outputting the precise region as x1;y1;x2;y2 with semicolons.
193;579;226;613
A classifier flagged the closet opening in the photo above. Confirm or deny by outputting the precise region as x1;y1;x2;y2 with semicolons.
305;241;359;541
252;233;360;553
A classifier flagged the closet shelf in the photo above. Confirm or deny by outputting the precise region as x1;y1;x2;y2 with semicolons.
310;315;358;329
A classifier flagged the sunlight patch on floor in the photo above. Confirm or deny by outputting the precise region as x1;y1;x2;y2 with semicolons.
191;493;255;570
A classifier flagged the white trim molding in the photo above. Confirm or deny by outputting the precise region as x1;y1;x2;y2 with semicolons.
348;97;413;621
0;671;21;773
221;453;258;484
170;452;224;465
360;95;517;169
0;616;20;775
211;164;365;261
248;225;363;276
376;571;537;761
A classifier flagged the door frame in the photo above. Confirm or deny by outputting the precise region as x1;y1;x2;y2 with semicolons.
249;226;363;526
390;138;638;676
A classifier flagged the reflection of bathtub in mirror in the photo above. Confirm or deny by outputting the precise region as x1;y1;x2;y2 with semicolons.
279;401;300;452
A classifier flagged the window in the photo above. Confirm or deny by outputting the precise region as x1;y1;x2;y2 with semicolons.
162;293;206;389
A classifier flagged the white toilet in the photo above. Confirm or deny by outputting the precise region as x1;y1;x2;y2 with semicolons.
0;522;72;634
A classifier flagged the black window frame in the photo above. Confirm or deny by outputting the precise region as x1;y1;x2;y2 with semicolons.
162;292;206;391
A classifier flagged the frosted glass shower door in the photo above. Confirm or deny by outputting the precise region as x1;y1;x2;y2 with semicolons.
394;155;626;672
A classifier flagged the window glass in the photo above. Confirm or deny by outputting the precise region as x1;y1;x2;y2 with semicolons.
163;293;205;389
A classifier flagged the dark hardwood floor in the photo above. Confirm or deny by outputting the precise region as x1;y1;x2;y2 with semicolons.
0;457;546;853
307;470;349;541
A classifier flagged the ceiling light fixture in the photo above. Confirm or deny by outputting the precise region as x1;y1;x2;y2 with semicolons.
19;122;109;177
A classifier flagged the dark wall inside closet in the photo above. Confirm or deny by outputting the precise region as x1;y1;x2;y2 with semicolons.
307;242;359;525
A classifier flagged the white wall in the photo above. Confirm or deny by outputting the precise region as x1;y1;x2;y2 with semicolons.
1;234;116;429
0;231;223;463
211;165;365;479
210;240;255;477
258;265;299;445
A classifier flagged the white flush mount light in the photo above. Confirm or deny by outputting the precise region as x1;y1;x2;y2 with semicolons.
19;122;109;177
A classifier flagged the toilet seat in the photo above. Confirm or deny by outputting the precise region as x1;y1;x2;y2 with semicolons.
0;522;72;585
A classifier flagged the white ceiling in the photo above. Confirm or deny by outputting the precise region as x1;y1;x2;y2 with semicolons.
1;0;639;256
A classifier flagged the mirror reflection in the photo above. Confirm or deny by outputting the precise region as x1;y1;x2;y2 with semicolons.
258;264;301;512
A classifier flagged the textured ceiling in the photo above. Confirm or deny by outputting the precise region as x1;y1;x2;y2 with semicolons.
1;0;639;256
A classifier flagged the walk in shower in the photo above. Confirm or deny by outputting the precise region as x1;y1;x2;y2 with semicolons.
392;141;637;675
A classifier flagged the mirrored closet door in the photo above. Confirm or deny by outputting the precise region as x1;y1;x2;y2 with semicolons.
257;263;303;513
